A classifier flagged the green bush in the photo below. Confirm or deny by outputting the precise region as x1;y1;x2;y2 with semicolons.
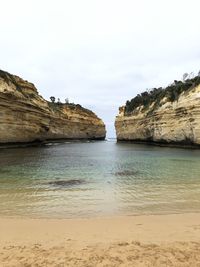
125;75;200;115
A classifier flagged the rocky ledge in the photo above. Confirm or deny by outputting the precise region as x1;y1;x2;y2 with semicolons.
115;75;200;147
0;70;106;144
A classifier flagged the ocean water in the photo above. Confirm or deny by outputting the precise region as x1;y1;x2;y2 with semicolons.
0;139;200;218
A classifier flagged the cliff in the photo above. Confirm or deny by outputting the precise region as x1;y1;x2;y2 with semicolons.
0;70;106;144
115;76;200;147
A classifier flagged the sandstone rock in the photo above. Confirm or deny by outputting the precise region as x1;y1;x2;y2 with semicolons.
115;84;200;147
0;70;106;144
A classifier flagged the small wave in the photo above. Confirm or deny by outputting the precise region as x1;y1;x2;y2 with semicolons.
45;143;61;146
170;158;194;163
114;170;139;176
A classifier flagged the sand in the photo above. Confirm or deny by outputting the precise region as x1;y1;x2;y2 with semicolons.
1;213;200;266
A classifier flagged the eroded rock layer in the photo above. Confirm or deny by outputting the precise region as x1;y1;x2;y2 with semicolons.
0;70;106;144
115;83;200;146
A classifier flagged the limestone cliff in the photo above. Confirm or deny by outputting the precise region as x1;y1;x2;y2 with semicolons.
0;70;106;144
115;76;200;147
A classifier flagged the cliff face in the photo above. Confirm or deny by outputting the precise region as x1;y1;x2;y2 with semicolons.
115;83;200;146
0;70;106;144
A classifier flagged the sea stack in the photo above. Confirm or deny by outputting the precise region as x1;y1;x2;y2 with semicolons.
115;75;200;147
0;70;106;144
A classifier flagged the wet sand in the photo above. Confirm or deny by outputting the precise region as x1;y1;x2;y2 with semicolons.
1;213;200;266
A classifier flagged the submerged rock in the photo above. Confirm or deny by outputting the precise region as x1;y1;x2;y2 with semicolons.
114;170;139;176
48;179;86;187
0;70;106;144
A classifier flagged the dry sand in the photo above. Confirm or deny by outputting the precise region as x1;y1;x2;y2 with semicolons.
1;213;200;266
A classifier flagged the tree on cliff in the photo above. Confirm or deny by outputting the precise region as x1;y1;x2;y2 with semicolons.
182;73;188;82
50;96;55;103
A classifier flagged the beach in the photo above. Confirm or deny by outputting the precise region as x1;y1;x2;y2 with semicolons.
1;213;200;266
1;0;200;265
1;142;200;266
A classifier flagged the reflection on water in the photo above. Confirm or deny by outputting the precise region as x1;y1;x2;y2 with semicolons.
0;140;200;218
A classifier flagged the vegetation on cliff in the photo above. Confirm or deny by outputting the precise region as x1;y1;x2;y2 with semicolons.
0;69;97;117
48;101;96;116
0;69;106;143
0;70;23;92
125;74;200;115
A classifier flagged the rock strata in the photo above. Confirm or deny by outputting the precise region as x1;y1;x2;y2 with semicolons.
0;70;106;144
115;78;200;147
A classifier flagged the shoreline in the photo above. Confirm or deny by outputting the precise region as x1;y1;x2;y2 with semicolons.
1;213;200;244
117;139;200;149
1;213;200;266
0;138;106;149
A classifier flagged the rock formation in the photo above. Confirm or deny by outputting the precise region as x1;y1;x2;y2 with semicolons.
0;70;106;144
115;76;200;147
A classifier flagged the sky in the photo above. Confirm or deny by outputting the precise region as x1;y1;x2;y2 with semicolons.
1;0;200;137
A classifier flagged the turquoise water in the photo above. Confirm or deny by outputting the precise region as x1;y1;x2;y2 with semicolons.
0;140;200;218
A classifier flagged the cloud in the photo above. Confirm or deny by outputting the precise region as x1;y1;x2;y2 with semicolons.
0;0;200;136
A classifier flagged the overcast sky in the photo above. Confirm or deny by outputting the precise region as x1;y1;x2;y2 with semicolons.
1;0;200;137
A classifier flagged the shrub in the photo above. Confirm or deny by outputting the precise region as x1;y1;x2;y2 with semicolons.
125;75;200;115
